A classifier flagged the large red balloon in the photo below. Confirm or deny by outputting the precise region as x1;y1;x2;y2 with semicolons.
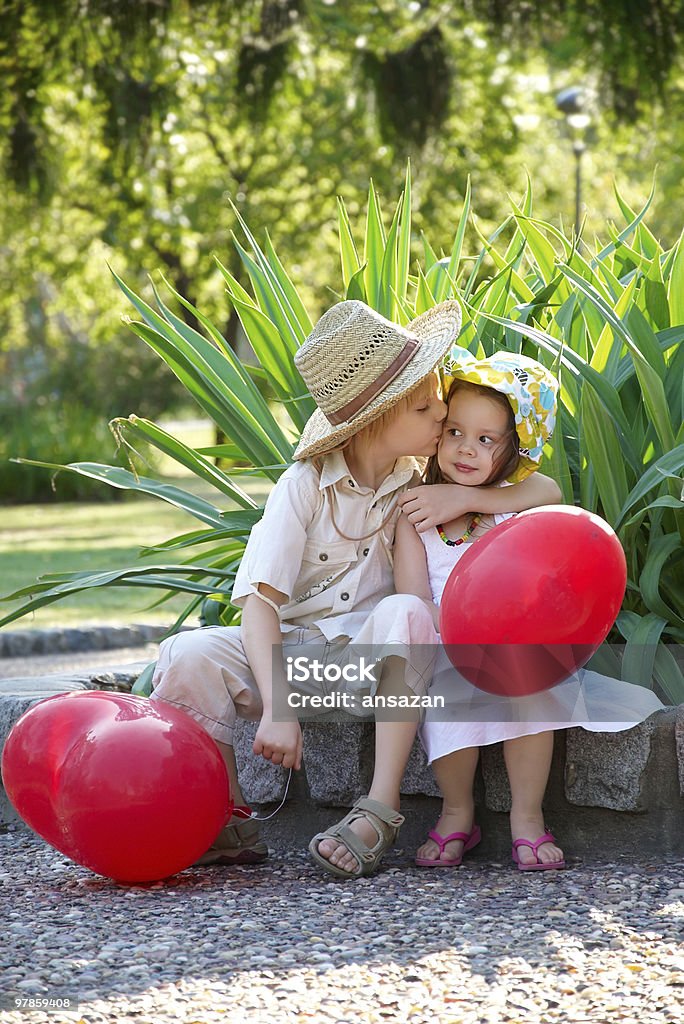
439;506;627;696
1;691;231;882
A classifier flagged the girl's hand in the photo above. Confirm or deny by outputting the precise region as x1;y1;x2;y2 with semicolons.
398;483;476;532
253;719;303;770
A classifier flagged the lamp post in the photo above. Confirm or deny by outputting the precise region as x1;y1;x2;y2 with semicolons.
555;87;591;235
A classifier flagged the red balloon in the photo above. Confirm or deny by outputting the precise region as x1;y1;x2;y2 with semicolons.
1;691;231;882
439;506;627;696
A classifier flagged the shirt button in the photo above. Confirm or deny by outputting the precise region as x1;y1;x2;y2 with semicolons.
341;592;350;601
372;501;377;508
363;548;369;556
349;479;355;487
319;553;328;561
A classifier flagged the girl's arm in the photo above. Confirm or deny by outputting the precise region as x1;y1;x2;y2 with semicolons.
397;472;562;533
242;586;303;770
393;514;440;631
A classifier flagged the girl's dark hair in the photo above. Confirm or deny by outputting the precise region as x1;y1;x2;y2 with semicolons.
425;378;520;486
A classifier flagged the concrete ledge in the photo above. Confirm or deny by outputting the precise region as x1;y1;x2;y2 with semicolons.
1;668;683;857
0;625;175;658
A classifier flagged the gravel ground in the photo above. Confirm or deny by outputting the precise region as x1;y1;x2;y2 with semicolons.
1;827;682;1024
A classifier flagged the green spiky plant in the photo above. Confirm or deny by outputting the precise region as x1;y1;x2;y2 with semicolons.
2;167;683;700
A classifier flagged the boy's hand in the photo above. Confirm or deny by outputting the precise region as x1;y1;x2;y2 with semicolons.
253;718;303;770
398;483;475;532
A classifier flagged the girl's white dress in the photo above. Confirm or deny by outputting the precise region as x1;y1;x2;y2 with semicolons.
419;514;665;763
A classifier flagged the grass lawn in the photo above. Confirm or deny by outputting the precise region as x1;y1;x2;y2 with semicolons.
0;420;273;630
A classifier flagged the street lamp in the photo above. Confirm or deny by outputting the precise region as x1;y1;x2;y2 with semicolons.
555;87;591;235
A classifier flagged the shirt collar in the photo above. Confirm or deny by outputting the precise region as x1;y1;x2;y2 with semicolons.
318;450;420;493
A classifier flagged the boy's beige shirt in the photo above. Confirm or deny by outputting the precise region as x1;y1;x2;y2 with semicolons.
232;451;421;641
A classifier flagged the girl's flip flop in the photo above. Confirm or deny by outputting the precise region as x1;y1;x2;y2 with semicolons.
512;830;566;871
415;824;481;867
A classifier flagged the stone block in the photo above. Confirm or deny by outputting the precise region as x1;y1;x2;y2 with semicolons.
565;718;657;811
233;719;289;805
675;706;684;796
480;743;510;812
302;720;375;805
401;739;440;797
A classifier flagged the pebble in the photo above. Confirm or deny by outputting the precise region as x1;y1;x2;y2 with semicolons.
0;827;683;1023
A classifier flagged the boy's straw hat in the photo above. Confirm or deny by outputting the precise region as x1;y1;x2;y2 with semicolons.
293;299;461;461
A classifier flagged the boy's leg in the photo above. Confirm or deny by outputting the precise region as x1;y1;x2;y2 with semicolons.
504;731;564;866
416;746;480;864
152;626;266;862
316;656;420;873
312;594;439;875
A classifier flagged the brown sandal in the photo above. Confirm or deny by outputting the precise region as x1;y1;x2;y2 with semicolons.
308;797;404;879
196;807;268;866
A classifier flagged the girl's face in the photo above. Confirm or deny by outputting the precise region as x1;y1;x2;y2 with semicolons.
438;387;512;485
380;374;447;458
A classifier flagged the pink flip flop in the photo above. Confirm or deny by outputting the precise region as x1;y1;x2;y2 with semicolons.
415;824;481;867
512;830;566;871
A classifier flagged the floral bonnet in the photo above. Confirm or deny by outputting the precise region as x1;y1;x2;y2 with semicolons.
441;346;559;482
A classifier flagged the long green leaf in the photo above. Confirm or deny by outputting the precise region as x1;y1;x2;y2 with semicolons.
640;533;684;627
594;178;657;264
580;386;629;524
615;445;684;527
337;195;361;287
229;200;307;345
11;459;226;526
666;230;684;326
445;176;471;287
124;319;292;469
364;179;386;309
111;416;258;508
396;162;412;307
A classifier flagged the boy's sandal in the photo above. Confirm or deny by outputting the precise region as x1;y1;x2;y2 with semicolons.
308;797;405;879
512;829;566;872
195;806;269;866
415;824;481;868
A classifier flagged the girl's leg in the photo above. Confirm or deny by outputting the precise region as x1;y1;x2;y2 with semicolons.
504;731;564;866
416;746;480;863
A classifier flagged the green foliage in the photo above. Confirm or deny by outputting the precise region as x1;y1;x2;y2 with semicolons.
2;172;683;700
0;404;127;504
4;0;684;510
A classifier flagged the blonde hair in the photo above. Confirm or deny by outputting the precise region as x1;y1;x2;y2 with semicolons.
311;372;439;541
312;372;439;468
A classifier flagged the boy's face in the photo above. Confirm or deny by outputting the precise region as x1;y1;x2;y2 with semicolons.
438;388;510;486
381;375;447;458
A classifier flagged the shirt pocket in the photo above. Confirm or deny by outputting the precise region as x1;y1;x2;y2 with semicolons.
293;538;358;603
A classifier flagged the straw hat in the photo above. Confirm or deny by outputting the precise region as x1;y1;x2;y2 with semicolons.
293;300;461;460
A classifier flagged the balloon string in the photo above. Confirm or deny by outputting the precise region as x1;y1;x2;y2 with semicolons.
233;767;293;822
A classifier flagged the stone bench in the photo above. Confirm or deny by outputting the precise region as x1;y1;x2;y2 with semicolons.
2;671;683;859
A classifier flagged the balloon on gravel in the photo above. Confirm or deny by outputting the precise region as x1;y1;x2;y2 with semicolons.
1;690;231;882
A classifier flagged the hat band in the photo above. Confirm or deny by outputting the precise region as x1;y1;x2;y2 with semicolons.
324;336;420;426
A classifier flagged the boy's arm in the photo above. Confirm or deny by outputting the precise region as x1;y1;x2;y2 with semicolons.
241;586;303;770
393;514;440;631
397;473;562;533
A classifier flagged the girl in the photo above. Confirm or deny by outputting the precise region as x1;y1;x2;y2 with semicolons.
394;348;664;871
151;302;562;880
